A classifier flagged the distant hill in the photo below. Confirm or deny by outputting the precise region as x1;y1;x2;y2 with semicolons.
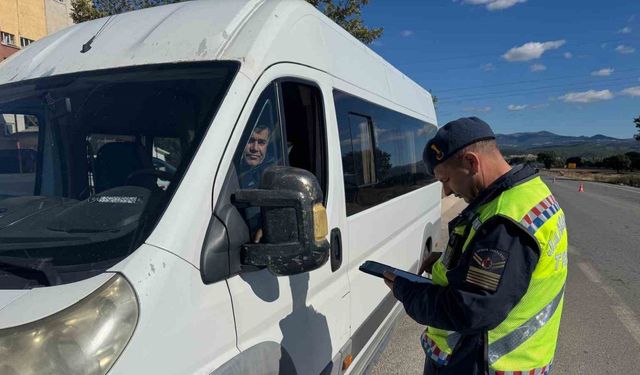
496;131;640;158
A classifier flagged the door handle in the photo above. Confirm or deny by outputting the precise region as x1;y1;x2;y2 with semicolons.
330;228;342;272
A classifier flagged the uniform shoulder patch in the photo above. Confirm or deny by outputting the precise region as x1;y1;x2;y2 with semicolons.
465;248;509;292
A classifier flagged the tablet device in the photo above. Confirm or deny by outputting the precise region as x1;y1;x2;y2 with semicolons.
359;260;432;284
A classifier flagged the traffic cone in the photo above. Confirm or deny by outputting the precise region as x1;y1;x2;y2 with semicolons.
578;183;584;192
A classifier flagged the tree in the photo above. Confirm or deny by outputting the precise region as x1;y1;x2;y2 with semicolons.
626;151;640;171
71;0;383;45
635;116;640;142
565;156;582;168
537;152;558;169
307;0;383;45
603;154;632;173
70;0;105;23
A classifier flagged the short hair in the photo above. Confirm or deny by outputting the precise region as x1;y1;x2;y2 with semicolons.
448;139;501;164
253;123;272;135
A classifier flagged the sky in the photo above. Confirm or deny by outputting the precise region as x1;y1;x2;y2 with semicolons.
362;0;640;138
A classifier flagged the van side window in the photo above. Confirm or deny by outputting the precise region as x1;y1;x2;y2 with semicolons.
334;89;437;216
233;80;327;236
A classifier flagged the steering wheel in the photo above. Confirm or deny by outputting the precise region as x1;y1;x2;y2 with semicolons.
125;168;174;186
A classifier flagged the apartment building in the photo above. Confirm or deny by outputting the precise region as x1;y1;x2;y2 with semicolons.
0;0;73;60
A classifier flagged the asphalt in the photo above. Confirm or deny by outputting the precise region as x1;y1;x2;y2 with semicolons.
368;178;640;374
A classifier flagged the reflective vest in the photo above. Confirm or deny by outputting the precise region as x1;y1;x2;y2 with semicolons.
424;176;567;374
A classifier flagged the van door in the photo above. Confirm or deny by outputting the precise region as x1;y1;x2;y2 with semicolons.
331;87;440;361
219;64;350;375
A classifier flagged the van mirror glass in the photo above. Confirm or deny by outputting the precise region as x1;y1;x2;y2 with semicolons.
232;166;330;276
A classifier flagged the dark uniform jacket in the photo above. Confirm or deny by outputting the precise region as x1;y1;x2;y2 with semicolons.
393;165;540;375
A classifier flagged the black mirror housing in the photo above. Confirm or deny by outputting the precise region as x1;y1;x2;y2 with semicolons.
233;166;330;276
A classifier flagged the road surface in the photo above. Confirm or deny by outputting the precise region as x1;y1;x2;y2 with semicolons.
368;178;640;374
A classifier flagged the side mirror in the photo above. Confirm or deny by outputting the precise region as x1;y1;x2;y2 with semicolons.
232;166;330;276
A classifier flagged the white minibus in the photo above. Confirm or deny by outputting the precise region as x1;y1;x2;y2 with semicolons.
0;1;441;374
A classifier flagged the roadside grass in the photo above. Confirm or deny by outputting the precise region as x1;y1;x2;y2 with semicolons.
539;168;640;188
593;175;640;188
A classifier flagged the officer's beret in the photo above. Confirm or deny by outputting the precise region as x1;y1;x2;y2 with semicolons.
423;117;496;175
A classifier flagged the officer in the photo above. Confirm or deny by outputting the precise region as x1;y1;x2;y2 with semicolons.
384;117;568;375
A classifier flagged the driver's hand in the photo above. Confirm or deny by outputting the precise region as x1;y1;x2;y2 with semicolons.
253;228;263;243
418;251;442;275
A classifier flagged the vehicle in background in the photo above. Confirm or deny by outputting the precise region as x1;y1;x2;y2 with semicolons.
0;1;440;374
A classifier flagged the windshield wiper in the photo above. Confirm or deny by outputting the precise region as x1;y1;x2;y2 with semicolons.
0;256;61;287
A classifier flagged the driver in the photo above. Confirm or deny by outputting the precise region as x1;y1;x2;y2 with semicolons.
237;124;274;242
238;124;272;189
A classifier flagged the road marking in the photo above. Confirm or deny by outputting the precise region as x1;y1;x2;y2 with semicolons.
578;261;640;347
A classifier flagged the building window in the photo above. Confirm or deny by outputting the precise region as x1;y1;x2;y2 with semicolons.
1;32;16;46
20;37;34;48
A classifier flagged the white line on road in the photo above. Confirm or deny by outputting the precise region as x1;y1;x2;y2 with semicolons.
578;261;640;347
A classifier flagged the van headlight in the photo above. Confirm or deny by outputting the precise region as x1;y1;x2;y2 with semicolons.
0;274;138;375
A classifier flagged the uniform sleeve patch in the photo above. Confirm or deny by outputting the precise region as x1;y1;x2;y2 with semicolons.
465;248;509;291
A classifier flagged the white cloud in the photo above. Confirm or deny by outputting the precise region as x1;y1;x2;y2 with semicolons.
620;86;640;96
502;40;566;62
601;43;608;49
559;89;614;103
531;103;549;109
564;52;573;59
615;45;635;54
508;104;528;111
463;106;492;113
530;63;547;72
591;68;614;76
400;30;414;38
619;26;632;34
630;15;636;23
486;0;527;10
482;63;496;71
461;0;526;11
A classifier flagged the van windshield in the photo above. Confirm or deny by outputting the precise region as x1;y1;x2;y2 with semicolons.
0;62;238;289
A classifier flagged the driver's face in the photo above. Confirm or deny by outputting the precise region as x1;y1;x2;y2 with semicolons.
243;128;270;167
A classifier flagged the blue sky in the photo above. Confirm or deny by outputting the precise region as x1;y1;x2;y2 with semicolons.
363;0;639;138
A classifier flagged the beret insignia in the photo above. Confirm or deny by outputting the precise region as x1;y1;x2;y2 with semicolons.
431;144;444;161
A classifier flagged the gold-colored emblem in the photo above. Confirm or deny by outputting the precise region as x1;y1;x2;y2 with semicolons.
431;144;444;161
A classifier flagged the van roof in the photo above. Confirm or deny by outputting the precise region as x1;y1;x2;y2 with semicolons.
0;0;435;122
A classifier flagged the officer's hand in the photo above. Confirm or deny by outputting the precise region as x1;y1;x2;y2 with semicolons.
418;251;442;275
383;272;396;291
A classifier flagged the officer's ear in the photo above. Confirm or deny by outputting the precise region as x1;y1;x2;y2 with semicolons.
461;151;481;175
